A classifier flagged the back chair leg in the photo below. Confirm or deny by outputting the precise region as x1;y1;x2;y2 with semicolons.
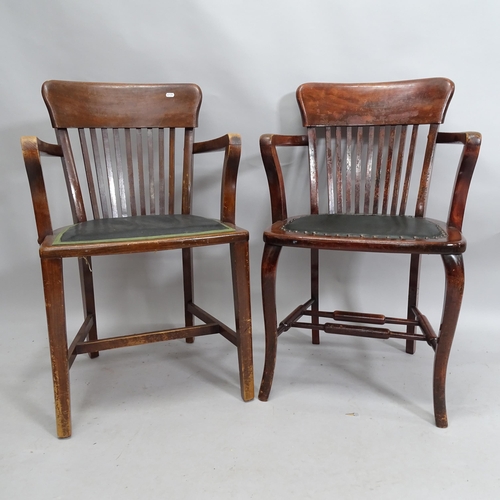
182;248;195;343
433;253;464;428
406;254;421;355
41;257;72;439
311;249;320;345
78;257;99;358
230;240;254;401
259;243;282;401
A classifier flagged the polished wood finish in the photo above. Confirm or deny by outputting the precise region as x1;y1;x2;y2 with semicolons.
22;81;254;438
258;78;480;427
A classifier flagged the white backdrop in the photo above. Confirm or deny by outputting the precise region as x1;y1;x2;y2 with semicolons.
1;0;498;345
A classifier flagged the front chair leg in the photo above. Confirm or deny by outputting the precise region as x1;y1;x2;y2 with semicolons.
41;257;72;438
182;248;195;343
433;253;464;428
258;243;282;401
230;240;254;402
78;256;99;358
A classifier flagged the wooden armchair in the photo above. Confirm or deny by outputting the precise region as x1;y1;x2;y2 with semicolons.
22;81;254;438
258;78;480;427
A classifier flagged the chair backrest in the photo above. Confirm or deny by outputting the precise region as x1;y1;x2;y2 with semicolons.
296;78;454;217
42;81;202;223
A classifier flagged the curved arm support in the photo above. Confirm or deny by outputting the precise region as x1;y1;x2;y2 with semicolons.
194;133;241;224
21;136;63;244
437;131;481;231
260;134;308;223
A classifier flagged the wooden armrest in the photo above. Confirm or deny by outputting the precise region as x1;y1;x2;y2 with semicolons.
438;131;482;231
260;134;308;223
193;133;240;154
21;136;61;244
261;133;308;148
194;133;242;224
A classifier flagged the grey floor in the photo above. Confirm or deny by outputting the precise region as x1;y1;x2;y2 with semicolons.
2;309;499;499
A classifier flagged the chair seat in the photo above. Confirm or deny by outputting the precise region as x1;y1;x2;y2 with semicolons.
41;214;246;258
264;214;465;254
53;214;234;245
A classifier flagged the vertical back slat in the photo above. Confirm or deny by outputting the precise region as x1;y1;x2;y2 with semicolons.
335;127;343;213
182;128;195;214
372;126;385;214
399;125;419;215
307;128;319;214
364;126;375;213
113;128;127;217
136;128;146;215
57;129;87;223
89;128;110;218
78;129;99;218
381;126;396;215
325;127;334;214
390;125;407;215
345;127;353;213
354;127;363;214
101;129;118;217
125;128;137;216
147;128;155;214
415;124;440;217
158;128;165;214
169;128;176;214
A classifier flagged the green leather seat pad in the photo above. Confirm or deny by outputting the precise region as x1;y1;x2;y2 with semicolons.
282;214;446;240
53;214;234;245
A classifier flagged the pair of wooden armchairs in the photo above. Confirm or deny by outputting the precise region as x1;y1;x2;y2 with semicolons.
22;78;480;437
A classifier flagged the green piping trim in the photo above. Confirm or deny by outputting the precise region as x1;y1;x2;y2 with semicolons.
52;222;235;246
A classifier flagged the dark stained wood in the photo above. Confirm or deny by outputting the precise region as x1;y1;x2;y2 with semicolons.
382;126;396;214
258;78;481;428
258;243;282;402
438;132;482;230
21;137;62;244
22;81;254;438
74;323;220;354
345;126;353;212
310;249;320;344
194;133;242;224
400;125;419;215
364;126;375;213
125;128;136;216
78;256;99;359
434;254;464;427
168;128;176;214
259;133;308;223
405;253;421;355
296;78;454;126
42;81;202;128
41;257;71;439
230;240;254;401
373;126;385;213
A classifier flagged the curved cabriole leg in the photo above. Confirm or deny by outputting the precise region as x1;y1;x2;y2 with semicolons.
41;257;72;438
230;240;254;401
258;243;282;401
433;253;465;428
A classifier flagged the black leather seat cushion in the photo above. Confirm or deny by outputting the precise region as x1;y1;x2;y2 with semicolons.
54;214;234;245
282;214;446;240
